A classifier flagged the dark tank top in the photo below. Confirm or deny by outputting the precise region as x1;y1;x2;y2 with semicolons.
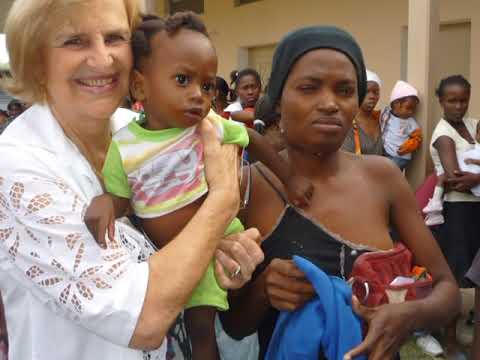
253;166;376;359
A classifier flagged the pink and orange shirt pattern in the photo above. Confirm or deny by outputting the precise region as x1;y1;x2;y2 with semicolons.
103;110;249;219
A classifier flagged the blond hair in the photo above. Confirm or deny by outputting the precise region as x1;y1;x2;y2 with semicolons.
3;0;140;104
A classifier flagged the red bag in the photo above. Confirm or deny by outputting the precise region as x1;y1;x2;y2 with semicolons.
349;243;433;307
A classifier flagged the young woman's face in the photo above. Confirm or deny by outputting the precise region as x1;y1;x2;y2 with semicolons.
43;0;132;121
360;81;380;113
236;74;261;108
439;84;470;124
279;49;359;154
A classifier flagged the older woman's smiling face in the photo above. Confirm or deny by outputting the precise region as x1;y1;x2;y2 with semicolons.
43;0;132;121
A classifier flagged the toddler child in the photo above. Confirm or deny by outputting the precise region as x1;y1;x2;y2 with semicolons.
381;80;422;170
84;13;312;360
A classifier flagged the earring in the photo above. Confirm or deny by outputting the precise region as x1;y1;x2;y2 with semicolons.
139;110;147;123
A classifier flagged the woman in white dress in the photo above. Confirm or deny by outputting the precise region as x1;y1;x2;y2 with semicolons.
0;1;264;359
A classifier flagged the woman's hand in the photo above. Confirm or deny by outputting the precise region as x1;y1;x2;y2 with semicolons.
84;194;116;248
264;258;315;311
446;170;480;192
344;297;416;360
214;228;264;289
200;117;241;209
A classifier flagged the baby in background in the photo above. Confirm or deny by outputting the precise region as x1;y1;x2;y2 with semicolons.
423;122;480;226
381;80;423;171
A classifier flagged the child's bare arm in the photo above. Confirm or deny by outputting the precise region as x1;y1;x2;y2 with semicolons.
246;128;313;207
436;173;447;187
230;109;255;126
464;158;480;166
84;194;130;248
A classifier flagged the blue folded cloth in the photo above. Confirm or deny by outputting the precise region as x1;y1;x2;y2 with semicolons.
265;255;366;360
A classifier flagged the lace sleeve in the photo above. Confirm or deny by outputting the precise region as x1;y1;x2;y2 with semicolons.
0;172;151;347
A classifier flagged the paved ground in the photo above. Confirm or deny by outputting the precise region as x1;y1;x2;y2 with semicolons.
401;338;446;359
400;289;475;359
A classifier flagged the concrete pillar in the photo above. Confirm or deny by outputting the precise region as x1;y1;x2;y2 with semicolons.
145;0;159;13
138;0;157;14
155;0;167;16
406;0;440;189
469;12;480;118
137;0;146;13
138;0;158;13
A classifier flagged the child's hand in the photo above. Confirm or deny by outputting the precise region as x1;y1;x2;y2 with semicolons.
84;194;116;248
398;129;422;156
286;175;314;208
464;158;479;165
397;146;408;156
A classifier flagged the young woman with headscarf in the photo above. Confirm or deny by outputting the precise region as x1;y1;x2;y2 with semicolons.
220;26;459;360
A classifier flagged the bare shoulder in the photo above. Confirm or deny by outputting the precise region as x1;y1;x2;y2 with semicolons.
248;162;284;203
240;162;286;233
341;152;407;204
342;152;402;181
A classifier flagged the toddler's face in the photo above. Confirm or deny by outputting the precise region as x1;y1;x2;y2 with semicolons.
392;96;418;119
135;29;217;129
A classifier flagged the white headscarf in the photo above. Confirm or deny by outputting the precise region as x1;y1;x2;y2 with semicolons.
366;69;382;88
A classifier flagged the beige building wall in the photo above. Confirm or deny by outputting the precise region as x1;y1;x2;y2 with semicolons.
156;0;480;119
439;0;480;117
0;0;14;30
156;0;406;108
1;0;477;114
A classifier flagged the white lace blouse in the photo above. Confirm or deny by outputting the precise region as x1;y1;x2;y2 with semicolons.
0;105;166;360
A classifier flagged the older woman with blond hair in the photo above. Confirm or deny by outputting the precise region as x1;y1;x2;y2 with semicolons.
0;1;264;359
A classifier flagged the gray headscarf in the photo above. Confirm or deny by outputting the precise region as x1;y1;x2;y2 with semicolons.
267;26;367;107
